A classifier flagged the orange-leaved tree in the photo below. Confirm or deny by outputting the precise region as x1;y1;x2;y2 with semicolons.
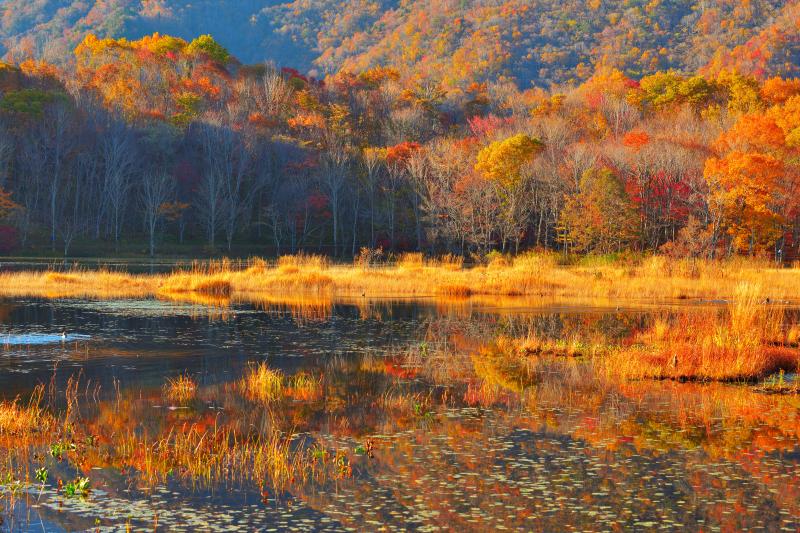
704;94;800;256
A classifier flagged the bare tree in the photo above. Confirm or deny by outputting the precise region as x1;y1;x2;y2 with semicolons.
38;104;75;251
141;171;175;257
101;121;137;248
406;150;430;251
0;124;13;189
319;128;351;256
197;122;227;250
361;148;383;248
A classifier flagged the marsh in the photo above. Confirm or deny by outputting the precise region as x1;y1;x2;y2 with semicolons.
0;294;797;531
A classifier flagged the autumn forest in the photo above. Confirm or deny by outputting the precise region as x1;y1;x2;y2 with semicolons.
1;3;800;532
0;11;798;260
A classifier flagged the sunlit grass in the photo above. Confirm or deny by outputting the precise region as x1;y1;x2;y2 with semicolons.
163;375;198;403
604;283;800;381
0;386;52;437
117;421;349;492
286;372;323;402
240;362;284;403
1;254;799;303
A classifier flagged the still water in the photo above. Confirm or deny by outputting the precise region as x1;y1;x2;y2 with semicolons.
0;297;797;532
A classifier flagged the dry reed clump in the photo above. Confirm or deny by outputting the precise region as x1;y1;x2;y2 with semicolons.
787;324;800;346
434;283;473;297
435;254;464;271
117;422;342;491
604;283;800;382
517;332;597;358
163;375;198;403
511;252;558;272
253;270;334;293
44;272;78;284
241;363;284;402
244;257;269;275
486;254;511;269
158;271;233;297
193;278;233;296
398;252;424;270
0;386;53;437
278;254;329;271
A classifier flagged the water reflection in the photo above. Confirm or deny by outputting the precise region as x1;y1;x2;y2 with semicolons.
0;297;797;531
0;333;90;345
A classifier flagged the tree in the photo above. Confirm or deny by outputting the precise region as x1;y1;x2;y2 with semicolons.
318;104;354;256
186;35;230;64
100;121;136;249
383;142;421;250
559;168;640;254
361;147;383;248
475;134;542;189
196;120;259;251
141;171;175;257
704;151;785;255
704;100;800;257
475;133;543;251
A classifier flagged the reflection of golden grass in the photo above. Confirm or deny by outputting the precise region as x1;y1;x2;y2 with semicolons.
158;290;231;308
286;372;323;402
250;293;334;322
118;421;341;491
605;283;800;381
163;375;197;403
472;336;544;393
1;254;800;303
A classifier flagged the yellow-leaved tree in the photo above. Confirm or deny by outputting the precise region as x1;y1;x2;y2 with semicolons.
475;133;542;189
475;133;543;251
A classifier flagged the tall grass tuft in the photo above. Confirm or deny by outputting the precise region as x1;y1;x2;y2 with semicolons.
241;362;284;402
0;385;52;436
163;375;198;403
604;282;799;381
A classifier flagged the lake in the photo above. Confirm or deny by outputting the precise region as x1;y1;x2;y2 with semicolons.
0;296;797;532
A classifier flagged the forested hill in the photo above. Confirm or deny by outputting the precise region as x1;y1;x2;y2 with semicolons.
2;0;800;87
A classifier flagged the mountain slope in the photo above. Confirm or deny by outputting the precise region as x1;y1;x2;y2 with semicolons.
1;0;799;87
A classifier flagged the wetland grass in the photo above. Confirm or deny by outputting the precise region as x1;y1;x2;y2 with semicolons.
163;375;198;403
0;386;52;438
240;363;284;403
286;372;324;402
1;254;800;303
604;283;800;382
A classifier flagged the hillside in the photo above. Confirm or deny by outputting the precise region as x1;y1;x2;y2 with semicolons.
1;0;799;87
